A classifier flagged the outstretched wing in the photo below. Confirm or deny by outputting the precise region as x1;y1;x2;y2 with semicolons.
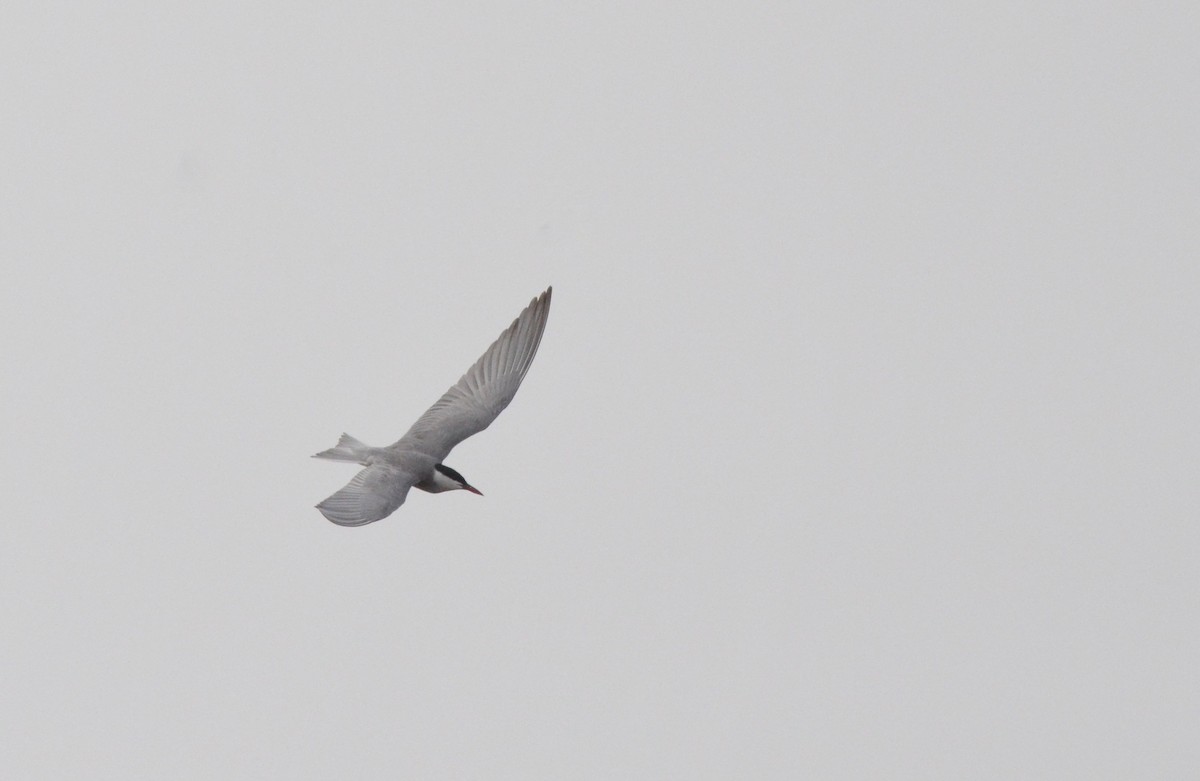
391;286;552;462
316;464;416;526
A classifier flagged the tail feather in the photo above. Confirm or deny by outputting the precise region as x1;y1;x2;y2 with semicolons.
313;433;370;463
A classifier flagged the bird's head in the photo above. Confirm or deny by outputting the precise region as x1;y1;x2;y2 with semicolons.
431;463;483;495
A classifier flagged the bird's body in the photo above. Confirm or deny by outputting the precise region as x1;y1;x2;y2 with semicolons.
314;287;552;526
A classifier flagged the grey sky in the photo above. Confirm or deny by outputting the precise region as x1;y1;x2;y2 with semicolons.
2;2;1197;778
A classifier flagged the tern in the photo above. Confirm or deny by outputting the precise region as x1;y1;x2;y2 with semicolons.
314;286;552;526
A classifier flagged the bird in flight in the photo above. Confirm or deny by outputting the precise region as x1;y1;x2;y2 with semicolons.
314;287;552;526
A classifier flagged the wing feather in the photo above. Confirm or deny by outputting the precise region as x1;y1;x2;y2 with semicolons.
316;464;415;526
391;287;551;461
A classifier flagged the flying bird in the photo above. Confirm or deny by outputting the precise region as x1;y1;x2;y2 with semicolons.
314;287;552;526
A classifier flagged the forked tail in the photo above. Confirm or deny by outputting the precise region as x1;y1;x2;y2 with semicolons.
313;433;371;463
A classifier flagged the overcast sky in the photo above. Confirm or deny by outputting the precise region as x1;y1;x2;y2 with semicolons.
2;2;1197;778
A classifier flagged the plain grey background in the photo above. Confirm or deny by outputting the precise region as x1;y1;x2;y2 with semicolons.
2;2;1196;778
